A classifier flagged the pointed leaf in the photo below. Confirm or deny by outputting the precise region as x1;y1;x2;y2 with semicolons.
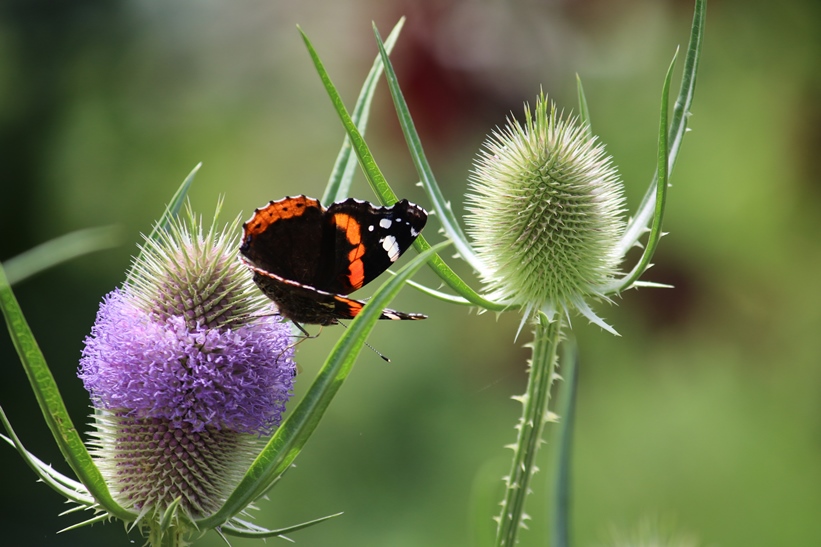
4;226;122;285
372;23;483;272
145;163;200;243
159;497;183;532
221;512;344;538
606;48;677;293
0;426;94;505
299;26;395;202
127;163;200;285
396;276;472;305
575;74;593;139
323;19;405;204
618;0;706;255
58;513;111;534
0;265;134;520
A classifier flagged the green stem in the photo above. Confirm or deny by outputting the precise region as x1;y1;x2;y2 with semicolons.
496;312;563;546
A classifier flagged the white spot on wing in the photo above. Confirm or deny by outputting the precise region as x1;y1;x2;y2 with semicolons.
379;218;392;229
381;235;400;261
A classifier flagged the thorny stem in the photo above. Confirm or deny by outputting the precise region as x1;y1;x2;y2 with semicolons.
496;312;563;546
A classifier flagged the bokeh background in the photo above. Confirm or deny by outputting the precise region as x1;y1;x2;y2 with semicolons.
2;0;820;545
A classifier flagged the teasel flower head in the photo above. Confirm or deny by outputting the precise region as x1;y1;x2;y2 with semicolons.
77;204;296;541
465;92;626;334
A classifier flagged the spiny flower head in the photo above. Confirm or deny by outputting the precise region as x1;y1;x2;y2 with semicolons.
78;205;296;532
466;92;626;332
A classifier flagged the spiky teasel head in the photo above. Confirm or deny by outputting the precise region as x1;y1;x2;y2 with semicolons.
78;203;296;539
466;92;626;333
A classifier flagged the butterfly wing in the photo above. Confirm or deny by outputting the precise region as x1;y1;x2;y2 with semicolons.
240;196;326;285
316;198;427;295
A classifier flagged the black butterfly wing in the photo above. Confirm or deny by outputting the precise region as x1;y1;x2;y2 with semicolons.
316;198;428;295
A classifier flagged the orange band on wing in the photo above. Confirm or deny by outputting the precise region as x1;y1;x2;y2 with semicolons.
347;257;365;289
332;213;361;245
243;196;320;237
333;212;367;289
342;299;364;317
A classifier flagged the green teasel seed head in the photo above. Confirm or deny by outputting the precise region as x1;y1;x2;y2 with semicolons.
466;92;626;332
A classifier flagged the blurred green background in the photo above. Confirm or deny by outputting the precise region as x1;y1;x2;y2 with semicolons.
2;0;820;545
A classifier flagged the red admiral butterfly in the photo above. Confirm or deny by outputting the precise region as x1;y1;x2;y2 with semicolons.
239;195;428;327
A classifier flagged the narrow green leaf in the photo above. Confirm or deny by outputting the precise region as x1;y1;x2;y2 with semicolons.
221;512;344;538
4;226;122;285
300;26;511;312
606;49;677;293
0;425;94;505
633;280;673;289
413;237;512;311
196;241;450;530
299;26;396;203
396;276;473;305
667;0;707;174
159;497;183;532
146;163;200;242
0;264;134;520
617;0;706;255
575;74;592;139
372;23;483;272
127;163;200;285
323;19;405;204
57;513;111;534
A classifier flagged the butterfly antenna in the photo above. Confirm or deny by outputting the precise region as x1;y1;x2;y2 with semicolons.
338;322;391;362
